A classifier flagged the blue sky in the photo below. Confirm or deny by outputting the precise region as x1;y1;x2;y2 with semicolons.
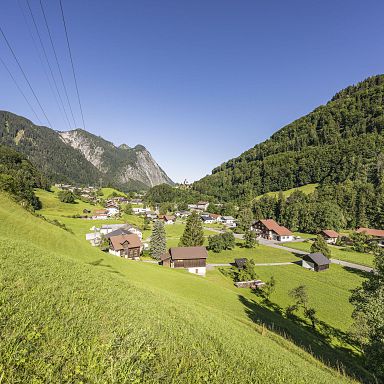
1;0;383;182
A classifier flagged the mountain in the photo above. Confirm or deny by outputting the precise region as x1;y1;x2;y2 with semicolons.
58;129;173;189
193;75;384;201
0;111;173;190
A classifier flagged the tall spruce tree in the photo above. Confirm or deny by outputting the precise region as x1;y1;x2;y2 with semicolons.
150;220;166;260
179;211;204;247
310;234;331;258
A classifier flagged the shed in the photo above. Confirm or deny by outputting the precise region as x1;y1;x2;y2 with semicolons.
302;253;330;272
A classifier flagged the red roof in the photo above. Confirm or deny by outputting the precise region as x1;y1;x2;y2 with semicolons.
260;219;292;236
356;227;384;237
321;229;340;238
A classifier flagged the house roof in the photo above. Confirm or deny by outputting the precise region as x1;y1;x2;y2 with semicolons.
104;228;133;239
197;201;209;205
109;234;142;251
169;246;208;260
201;216;213;221
209;213;221;219
321;229;339;238
303;253;330;266
94;209;108;215
164;215;176;221
356;227;384;237
222;216;234;220
259;219;292;236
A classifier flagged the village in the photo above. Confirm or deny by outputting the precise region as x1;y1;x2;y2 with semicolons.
45;185;379;286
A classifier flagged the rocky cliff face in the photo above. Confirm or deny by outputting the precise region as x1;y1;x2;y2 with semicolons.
58;129;173;188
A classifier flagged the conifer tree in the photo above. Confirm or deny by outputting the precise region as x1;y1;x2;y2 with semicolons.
150;220;166;260
310;234;331;258
179;211;204;247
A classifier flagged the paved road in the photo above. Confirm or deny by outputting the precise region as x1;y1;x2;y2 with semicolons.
206;262;295;270
329;258;373;273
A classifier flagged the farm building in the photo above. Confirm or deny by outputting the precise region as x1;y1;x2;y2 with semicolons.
252;219;293;242
160;246;208;276
356;227;384;247
320;229;340;244
302;253;330;272
108;233;142;259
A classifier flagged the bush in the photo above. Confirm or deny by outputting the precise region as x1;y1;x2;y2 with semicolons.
58;190;76;204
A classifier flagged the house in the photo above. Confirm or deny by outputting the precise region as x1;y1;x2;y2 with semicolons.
132;207;151;215
157;215;176;224
106;207;120;217
92;209;109;220
209;213;222;222
221;216;236;228
104;228;134;239
145;211;158;220
201;215;215;224
252;219;293;242
108;233;142;259
197;201;209;211
356;227;384;247
302;253;330;272
175;210;191;218
85;232;101;246
160;246;208;276
320;229;340;244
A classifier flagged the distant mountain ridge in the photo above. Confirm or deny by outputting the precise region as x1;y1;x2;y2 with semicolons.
193;74;384;201
0;111;173;190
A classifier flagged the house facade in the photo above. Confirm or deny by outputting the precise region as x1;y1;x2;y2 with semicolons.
160;246;208;276
356;227;384;247
220;216;236;228
252;219;293;241
320;229;340;244
108;233;142;259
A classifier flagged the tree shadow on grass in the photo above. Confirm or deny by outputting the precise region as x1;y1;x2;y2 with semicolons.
342;266;372;279
88;258;123;275
238;294;374;383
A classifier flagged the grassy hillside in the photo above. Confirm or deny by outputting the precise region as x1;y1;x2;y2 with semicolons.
0;193;369;383
255;184;318;200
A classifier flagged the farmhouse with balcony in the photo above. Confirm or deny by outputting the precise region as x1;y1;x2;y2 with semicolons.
252;219;293;241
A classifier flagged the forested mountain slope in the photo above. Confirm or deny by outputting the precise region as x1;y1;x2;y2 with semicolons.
0;193;361;383
193;75;384;201
0;111;173;191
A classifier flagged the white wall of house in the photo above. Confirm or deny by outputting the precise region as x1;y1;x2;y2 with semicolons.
187;266;206;276
324;237;337;244
278;235;293;242
302;260;314;270
109;249;121;256
106;207;119;216
164;220;174;225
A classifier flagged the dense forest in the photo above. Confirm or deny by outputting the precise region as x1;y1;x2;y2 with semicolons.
0;145;49;209
193;75;384;203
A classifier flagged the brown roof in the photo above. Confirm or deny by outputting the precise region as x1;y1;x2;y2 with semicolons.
209;213;221;219
164;215;176;221
321;229;340;238
109;234;142;251
169;246;208;260
94;209;108;215
260;219;292;236
356;227;384;237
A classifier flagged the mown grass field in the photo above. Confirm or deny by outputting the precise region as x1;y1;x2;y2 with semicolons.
282;241;374;267
255;183;318;200
0;193;369;383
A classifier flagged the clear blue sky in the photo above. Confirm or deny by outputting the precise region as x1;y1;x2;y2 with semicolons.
1;0;383;183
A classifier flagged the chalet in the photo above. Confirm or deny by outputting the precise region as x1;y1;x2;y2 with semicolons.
188;201;209;211
145;211;158;220
356;227;384;247
92;209;109;220
320;229;340;244
252;219;293;242
162;215;176;225
201;215;215;224
302;253;330;272
132;207;151;214
221;216;236;228
209;213;222;222
160;246;208;276
108;233;142;259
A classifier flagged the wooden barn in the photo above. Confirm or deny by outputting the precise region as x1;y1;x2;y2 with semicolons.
160;246;208;276
302;253;330;272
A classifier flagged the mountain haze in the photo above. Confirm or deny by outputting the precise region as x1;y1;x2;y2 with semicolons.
193;75;384;201
0;111;173;190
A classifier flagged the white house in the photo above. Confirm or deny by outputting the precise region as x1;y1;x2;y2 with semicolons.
132;207;151;214
100;223;143;239
320;230;340;244
106;207;120;217
221;216;236;228
252;219;293;242
201;215;215;225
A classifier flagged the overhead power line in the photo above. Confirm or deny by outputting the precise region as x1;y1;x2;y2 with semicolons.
23;0;72;130
59;0;86;130
0;54;42;124
0;24;52;127
39;0;77;127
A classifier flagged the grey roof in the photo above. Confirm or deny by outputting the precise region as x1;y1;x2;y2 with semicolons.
303;253;330;266
104;228;133;239
222;216;234;220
